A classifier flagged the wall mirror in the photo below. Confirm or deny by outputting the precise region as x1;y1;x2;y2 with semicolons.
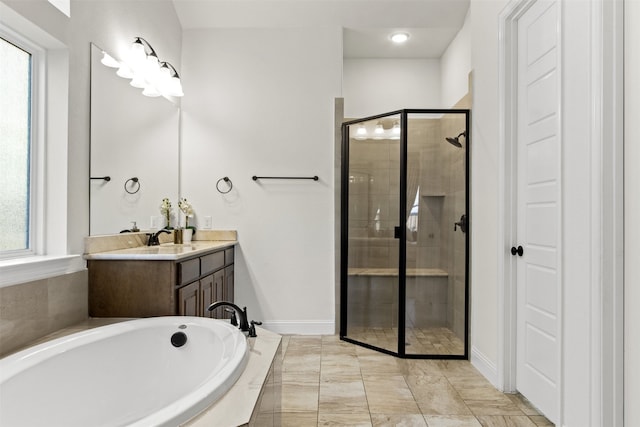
89;43;179;235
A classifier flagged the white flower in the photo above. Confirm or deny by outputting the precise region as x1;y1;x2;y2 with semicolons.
179;197;193;217
160;198;172;215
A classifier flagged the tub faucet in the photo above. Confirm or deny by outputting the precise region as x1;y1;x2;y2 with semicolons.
147;229;171;246
207;301;249;333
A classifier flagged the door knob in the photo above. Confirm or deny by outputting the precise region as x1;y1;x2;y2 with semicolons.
510;245;524;256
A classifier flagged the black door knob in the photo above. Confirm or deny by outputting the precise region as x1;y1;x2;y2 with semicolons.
510;245;524;256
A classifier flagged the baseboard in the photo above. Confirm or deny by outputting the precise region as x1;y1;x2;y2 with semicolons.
261;320;335;335
470;345;500;388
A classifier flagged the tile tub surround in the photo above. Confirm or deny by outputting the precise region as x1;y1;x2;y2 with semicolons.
186;327;282;426
0;270;88;357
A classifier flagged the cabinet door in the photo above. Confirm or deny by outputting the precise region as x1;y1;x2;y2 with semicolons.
224;265;234;304
178;258;200;286
210;269;225;319
200;274;215;318
178;281;200;316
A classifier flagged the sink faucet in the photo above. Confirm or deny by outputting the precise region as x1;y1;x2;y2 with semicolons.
207;301;250;333
147;229;171;246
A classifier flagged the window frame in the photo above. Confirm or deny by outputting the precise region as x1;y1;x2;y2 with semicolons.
0;25;46;260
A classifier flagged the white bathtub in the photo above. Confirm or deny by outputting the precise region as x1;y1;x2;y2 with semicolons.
0;316;248;427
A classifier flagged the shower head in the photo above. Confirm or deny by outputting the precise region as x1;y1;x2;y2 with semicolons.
446;131;466;148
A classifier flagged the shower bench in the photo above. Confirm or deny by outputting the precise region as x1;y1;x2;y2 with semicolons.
346;267;451;328
348;267;448;277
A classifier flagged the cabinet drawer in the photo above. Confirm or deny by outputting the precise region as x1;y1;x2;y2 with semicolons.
178;258;200;286
225;248;234;265
201;251;225;276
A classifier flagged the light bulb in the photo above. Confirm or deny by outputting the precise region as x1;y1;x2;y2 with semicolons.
116;63;134;79
165;77;184;97
128;39;146;68
142;85;161;97
130;73;147;89
356;125;367;136
375;124;384;134
100;51;120;68
157;66;173;96
392;122;401;134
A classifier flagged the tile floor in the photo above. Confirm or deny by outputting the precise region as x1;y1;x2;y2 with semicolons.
279;335;554;427
345;327;466;356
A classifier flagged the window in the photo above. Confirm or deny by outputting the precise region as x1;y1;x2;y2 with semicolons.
0;32;38;258
0;6;82;287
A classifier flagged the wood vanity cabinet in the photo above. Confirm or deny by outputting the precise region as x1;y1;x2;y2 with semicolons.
88;246;235;318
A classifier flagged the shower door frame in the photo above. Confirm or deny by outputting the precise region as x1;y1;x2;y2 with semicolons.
340;108;471;359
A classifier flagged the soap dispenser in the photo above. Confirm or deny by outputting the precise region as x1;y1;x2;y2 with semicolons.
131;221;140;232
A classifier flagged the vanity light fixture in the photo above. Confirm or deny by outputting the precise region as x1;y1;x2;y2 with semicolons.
374;123;385;134
390;32;410;44
108;37;184;98
356;124;367;136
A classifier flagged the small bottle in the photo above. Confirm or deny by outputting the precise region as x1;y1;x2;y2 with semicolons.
131;221;140;232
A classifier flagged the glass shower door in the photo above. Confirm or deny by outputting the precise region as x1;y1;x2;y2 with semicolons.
404;111;468;357
341;113;401;354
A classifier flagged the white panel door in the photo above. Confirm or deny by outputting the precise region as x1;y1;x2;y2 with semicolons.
516;0;561;423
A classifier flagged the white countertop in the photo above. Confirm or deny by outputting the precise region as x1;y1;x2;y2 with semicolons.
84;241;236;261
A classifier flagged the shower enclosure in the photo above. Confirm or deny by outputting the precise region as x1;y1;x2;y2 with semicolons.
340;109;470;358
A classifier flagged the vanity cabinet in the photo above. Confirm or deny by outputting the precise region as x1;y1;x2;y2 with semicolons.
88;245;235;318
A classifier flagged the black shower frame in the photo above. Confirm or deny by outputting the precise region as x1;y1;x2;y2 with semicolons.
339;108;471;360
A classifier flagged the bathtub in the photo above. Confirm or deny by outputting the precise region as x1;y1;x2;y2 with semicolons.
0;316;249;427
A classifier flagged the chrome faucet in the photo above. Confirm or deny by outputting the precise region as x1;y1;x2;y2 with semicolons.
207;301;250;333
147;229;171;246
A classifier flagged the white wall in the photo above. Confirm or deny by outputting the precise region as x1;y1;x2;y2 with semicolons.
343;58;441;117
625;0;640;424
440;9;471;108
468;0;507;379
180;27;342;333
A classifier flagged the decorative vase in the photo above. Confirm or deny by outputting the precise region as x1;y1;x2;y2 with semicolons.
183;228;193;244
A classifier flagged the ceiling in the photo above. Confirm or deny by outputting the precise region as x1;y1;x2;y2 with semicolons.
172;0;470;58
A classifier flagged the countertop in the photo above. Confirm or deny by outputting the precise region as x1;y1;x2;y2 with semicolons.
84;240;237;261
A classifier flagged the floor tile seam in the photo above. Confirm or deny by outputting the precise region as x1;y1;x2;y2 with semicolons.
413;373;475;418
400;372;445;421
353;352;375;427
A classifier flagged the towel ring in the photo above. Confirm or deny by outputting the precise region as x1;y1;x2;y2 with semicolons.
216;177;233;194
125;177;140;194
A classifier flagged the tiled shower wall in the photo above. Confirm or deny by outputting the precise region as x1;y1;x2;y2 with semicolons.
439;106;469;341
0;271;88;357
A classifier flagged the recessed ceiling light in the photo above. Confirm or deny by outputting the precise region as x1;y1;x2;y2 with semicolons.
390;32;410;44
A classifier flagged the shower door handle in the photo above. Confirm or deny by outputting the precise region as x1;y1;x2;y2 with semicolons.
394;226;401;239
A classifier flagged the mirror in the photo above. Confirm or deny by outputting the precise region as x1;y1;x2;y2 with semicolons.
89;43;179;235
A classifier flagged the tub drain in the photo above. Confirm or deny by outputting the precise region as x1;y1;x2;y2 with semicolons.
171;331;188;348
